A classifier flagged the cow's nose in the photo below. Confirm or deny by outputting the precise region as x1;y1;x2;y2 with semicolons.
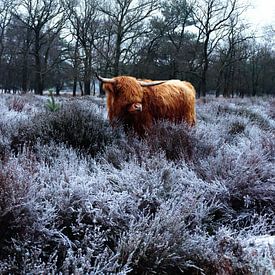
129;103;142;113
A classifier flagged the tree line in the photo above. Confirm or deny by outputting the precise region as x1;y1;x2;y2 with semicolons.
0;0;274;97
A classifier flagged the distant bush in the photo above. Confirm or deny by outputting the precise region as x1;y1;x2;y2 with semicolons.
217;105;274;131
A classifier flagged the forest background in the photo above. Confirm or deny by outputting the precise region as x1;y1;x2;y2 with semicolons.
0;0;274;98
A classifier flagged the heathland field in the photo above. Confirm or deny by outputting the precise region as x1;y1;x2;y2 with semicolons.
0;94;274;274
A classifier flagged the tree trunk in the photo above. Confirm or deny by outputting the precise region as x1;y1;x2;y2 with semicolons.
84;79;91;95
92;79;96;96
34;33;43;95
35;69;44;95
72;38;79;97
200;74;207;97
73;78;77;97
21;28;31;94
83;47;92;95
114;31;122;76
251;61;258;96
79;81;83;96
21;55;29;94
200;31;211;98
99;81;105;97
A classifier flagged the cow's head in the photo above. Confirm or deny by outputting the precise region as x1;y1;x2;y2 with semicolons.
97;75;165;117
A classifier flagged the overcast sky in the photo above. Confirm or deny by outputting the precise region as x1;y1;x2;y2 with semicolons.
246;0;275;29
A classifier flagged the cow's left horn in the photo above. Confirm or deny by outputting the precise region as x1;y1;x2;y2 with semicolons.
96;73;115;83
138;80;166;87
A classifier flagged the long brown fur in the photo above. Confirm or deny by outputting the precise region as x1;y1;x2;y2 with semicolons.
102;76;196;135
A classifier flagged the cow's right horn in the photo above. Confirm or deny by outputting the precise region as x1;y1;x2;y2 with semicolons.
96;73;115;83
138;80;166;87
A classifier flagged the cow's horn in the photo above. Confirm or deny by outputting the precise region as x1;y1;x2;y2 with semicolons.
96;73;115;83
138;80;166;87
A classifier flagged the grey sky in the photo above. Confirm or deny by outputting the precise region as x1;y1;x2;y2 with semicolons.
246;0;275;29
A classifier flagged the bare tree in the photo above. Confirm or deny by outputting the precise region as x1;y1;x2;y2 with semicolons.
9;15;33;93
64;0;100;95
99;0;159;76
192;0;245;97
93;15;115;78
214;16;252;97
134;0;197;80
0;0;17;76
2;15;33;93
158;0;195;78
70;36;80;96
14;0;66;95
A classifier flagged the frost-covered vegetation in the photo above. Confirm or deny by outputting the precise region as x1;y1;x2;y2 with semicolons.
0;94;274;274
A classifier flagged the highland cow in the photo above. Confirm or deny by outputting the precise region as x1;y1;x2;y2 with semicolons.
97;75;196;135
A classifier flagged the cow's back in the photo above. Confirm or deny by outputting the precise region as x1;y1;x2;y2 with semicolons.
143;80;196;126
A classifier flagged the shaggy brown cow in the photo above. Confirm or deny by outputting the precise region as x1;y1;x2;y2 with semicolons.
97;75;196;135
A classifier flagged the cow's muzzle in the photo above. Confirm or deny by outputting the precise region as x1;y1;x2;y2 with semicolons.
128;103;142;113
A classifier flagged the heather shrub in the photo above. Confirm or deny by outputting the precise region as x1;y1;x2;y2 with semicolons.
0;128;9;160
0;97;32;159
0;95;274;274
7;95;26;112
196;145;275;223
103;121;200;166
0;142;273;274
217;103;274;131
269;98;275;119
144;121;196;161
227;120;246;135
11;102;121;157
0;152;39;261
